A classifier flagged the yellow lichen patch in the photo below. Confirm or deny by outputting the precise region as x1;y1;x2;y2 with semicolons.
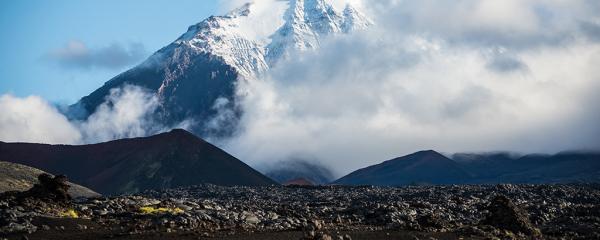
171;207;184;214
59;209;79;218
139;206;184;215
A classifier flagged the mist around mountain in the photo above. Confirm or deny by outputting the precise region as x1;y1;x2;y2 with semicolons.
264;159;335;185
0;129;276;195
70;0;371;137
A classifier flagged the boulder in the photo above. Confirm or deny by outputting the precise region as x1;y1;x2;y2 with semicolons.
482;195;541;237
22;173;71;202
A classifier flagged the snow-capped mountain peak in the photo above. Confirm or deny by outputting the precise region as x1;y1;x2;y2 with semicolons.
171;0;371;79
76;0;372;136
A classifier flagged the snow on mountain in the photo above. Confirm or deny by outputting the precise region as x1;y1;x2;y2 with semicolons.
74;0;371;136
171;0;371;78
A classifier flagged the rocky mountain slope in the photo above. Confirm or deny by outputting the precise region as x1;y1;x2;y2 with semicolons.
72;0;371;136
0;161;100;198
0;129;276;195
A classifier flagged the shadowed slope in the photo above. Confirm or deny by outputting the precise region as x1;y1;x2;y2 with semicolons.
0;129;276;194
334;150;470;186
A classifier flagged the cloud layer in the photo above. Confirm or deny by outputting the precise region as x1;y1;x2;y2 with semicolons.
220;0;600;175
45;40;146;70
0;95;81;144
0;86;190;145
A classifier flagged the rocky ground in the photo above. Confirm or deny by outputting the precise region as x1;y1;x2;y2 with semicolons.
1;177;599;240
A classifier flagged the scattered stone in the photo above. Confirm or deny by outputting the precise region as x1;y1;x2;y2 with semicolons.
1;183;599;239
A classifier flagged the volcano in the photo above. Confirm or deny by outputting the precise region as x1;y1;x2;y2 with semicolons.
0;129;276;194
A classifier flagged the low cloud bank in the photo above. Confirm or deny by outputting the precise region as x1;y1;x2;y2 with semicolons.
0;95;82;144
0;85;190;145
220;0;600;175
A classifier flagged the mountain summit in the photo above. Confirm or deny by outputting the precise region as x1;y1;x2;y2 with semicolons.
73;0;371;136
334;150;471;186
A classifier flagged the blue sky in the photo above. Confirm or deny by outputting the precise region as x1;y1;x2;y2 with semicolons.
0;0;219;103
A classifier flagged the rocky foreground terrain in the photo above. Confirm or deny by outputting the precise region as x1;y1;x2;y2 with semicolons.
1;177;599;240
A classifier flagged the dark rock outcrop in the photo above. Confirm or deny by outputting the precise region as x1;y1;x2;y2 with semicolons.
22;174;71;202
482;195;541;237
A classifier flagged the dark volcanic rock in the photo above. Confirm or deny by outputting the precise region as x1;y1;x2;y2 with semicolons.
23;174;71;202
2;184;599;239
0;174;76;235
482;195;541;236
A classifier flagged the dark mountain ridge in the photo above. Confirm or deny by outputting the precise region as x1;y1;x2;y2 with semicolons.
0;129;276;194
453;151;600;184
334;150;471;186
335;150;600;186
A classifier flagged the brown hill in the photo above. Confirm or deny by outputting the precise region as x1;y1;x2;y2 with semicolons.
0;161;100;198
0;129;276;194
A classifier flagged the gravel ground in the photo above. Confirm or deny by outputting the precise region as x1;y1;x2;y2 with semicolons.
2;184;599;240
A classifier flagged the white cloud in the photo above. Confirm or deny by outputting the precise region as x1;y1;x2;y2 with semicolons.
0;86;191;145
219;0;600;175
0;95;81;144
45;40;146;70
78;85;165;143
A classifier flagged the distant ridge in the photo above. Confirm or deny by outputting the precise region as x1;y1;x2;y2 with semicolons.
334;150;600;186
0;129;276;194
334;150;471;186
265;159;335;185
283;178;315;186
452;151;600;184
